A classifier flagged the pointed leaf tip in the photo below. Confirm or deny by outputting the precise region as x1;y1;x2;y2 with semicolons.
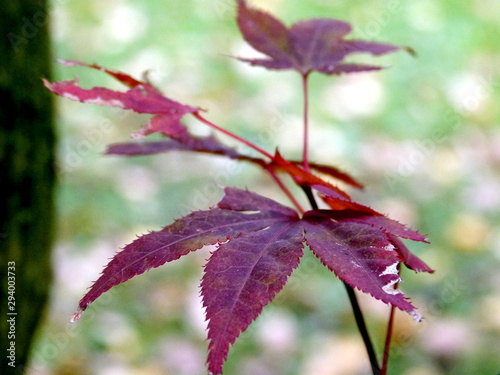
389;234;434;273
403;46;417;57
70;308;84;323
410;309;422;322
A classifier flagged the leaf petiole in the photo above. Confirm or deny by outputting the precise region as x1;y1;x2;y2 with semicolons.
302;73;311;172
193;111;274;160
267;167;305;214
193;111;307;212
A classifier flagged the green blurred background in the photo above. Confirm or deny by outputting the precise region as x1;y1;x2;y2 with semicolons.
30;0;500;374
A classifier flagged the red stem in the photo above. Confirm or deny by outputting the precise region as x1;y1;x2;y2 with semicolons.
267;167;305;214
302;73;311;172
381;263;401;375
193;112;274;160
193;112;306;213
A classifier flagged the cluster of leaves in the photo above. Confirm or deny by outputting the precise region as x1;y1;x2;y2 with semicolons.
45;1;433;374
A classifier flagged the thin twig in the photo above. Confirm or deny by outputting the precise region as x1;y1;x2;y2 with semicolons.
344;284;381;375
267;168;305;214
193;112;274;160
301;73;311;172
301;185;317;209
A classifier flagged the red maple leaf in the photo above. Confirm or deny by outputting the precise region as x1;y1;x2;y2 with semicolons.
70;188;431;374
43;60;198;138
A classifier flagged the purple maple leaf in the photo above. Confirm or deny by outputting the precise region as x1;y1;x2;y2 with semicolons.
236;0;404;75
70;187;431;374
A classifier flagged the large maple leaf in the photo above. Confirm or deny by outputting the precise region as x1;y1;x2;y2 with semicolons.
236;0;406;75
71;187;431;375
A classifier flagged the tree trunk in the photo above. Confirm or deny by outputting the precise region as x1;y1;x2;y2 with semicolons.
1;2;55;374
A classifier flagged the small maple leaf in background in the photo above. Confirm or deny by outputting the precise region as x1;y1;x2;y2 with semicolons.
43;59;198;138
236;0;408;75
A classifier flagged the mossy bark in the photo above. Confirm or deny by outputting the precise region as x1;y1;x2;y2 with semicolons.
1;1;55;374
